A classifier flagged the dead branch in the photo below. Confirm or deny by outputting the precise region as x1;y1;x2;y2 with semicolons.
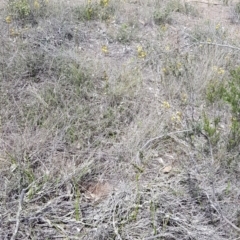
11;187;28;240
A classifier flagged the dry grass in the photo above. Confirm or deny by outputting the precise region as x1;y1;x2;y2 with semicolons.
1;0;240;239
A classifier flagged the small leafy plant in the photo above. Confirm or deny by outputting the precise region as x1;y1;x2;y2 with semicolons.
153;0;197;25
221;67;240;149
116;24;134;43
9;0;31;19
75;0;114;21
206;66;240;149
8;0;49;22
231;1;240;23
202;112;220;146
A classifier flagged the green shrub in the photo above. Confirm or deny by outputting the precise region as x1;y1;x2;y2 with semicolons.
9;0;31;19
222;67;240;149
74;0;115;21
153;0;197;25
8;0;49;22
116;24;135;43
202;113;220;145
206;66;240;149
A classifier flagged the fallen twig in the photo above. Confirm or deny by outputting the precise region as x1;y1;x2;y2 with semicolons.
11;185;31;240
140;129;192;151
186;1;223;5
182;32;240;51
199;42;240;51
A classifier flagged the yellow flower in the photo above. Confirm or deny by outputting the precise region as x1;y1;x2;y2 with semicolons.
176;111;182;118
5;16;12;24
10;28;19;37
100;0;110;7
217;68;225;75
137;45;146;58
213;66;225;75
176;62;182;70
165;45;170;51
207;38;212;43
181;93;187;102
216;23;220;30
161;25;167;32
171;112;182;123
101;45;109;54
34;0;40;9
162;101;170;109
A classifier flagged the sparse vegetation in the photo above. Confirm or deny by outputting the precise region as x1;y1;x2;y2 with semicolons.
1;0;240;239
231;1;240;23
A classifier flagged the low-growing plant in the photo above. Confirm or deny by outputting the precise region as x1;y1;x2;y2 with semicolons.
9;0;31;19
8;0;49;22
153;9;172;25
235;1;240;14
202;112;220;146
221;67;240;149
206;79;225;103
75;1;99;21
153;0;197;25
206;66;240;149
74;0;115;21
116;23;135;43
150;200;157;235
166;0;197;16
190;22;226;43
231;1;240;23
162;59;184;77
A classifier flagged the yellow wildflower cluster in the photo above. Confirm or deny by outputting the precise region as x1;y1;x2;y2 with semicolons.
181;93;187;103
207;38;212;43
216;23;220;30
34;0;40;9
218;68;225;75
176;62;182;70
162;67;168;75
161;24;167;32
170;111;182;129
137;46;146;58
5;16;12;24
101;45;108;54
100;0;110;7
213;66;225;75
162;101;170;109
171;112;182;123
10;28;19;37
